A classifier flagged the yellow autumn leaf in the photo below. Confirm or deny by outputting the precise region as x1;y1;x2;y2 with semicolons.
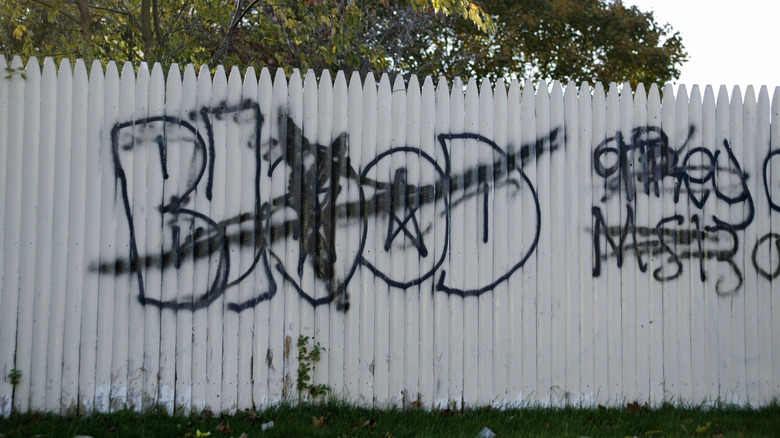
195;429;211;437
13;24;26;39
695;421;711;433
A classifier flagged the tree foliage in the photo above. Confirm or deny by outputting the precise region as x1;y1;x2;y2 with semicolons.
1;0;686;86
376;0;688;87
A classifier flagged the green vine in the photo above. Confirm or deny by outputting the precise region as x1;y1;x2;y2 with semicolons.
296;335;330;399
7;368;21;386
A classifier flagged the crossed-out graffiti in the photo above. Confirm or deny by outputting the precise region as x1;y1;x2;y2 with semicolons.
94;99;562;312
591;124;780;293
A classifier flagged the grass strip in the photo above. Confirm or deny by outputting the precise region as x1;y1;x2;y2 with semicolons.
1;400;778;437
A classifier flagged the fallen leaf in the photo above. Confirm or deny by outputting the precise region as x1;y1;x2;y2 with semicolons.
313;416;327;427
363;418;377;427
216;421;233;433
196;429;212;437
696;421;712;434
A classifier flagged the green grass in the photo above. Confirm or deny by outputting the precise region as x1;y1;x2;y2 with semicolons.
2;400;779;437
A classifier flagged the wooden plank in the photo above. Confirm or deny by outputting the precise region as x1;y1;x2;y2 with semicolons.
47;59;74;413
548;81;566;406
204;65;228;412
462;77;478;406
219;65;244;413
723;86;755;403
491;78;509;406
174;64;198;412
770;87;780;401
261;66;282;406
650;83;669;405
535;80;552;406
432;76;450;407
95;61;120;412
448;77;465;407
741;86;760;406
0;54;8;414
505;78;522;405
298;69;318;400
386;74;406;407
373;73;392;404
280;69;302;404
754;86;772;405
0;54;8;415
158;63;181;413
235;66;258;410
418;75;436;407
13;57;41;413
687;86;707;403
673;84;693;404
313;70;333;399
577;81;595;405
403;74;421;408
77;59;105;412
358;73;378;405
590;82;609;406
476;78;494;405
344;70;363;402
605;83;624;403
30;57;59;412
0;56;24;416
329;70;347;401
140;62;164;411
563;81;581;405
519;79;537;405
646;84;663;405
715;86;732;403
626;83;643;404
729;87;748;404
190;65;212;412
701;86;719;404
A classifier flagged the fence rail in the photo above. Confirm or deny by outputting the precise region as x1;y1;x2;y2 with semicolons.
1;55;779;414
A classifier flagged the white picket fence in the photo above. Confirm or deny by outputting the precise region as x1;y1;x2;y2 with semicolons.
1;55;779;415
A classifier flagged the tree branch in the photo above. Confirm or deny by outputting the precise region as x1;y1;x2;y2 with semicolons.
208;0;262;68
30;0;81;24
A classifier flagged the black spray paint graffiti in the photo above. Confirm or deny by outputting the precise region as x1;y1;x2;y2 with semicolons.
94;98;562;312
591;125;758;294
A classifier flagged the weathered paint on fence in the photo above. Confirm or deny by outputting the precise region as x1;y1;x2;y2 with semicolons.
1;56;779;415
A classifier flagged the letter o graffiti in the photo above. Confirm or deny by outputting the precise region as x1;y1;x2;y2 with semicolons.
763;149;780;212
752;232;780;279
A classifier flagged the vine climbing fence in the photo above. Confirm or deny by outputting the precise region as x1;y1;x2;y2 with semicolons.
1;56;779;415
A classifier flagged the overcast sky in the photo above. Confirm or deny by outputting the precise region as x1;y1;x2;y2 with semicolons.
629;0;779;92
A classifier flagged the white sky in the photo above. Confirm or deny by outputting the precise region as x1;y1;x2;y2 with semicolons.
629;0;779;92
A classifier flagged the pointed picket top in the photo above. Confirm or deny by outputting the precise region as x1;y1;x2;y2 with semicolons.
304;69;317;91
521;78;535;111
436;75;449;106
550;80;563;115
10;54;23;70
334;70;348;95
537;79;550;103
388;72;402;95
24;56;39;76
408;74;420;98
241;65;255;90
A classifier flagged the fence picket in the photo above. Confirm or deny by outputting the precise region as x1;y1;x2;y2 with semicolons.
31;57;59;412
14;57;41;413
